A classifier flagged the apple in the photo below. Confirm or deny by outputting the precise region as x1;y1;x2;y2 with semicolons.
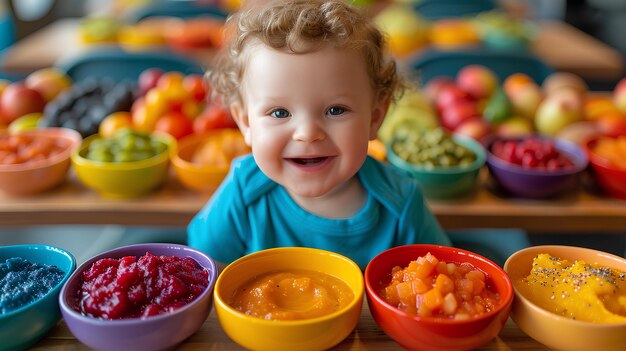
506;81;543;118
456;64;499;100
138;68;164;97
0;82;46;124
423;76;455;104
435;84;474;113
494;116;534;137
503;73;534;97
24;68;72;102
535;89;583;136
439;101;480;131
542;72;588;97
454;117;491;142
614;76;626;114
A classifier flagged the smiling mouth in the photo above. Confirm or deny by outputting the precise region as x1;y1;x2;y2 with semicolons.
287;156;331;167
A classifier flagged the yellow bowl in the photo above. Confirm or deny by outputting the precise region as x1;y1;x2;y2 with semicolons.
71;132;175;198
504;245;626;351
171;130;250;193
214;247;364;351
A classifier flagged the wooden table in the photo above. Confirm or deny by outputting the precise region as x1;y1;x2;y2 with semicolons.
1;169;626;233
32;303;550;350
1;19;624;81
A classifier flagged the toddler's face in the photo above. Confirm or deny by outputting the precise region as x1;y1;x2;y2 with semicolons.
233;44;386;198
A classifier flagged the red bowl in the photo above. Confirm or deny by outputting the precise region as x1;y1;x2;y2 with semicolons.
583;135;626;199
364;244;513;351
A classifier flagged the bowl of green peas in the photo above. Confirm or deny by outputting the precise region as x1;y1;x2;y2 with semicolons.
387;128;486;199
71;129;175;198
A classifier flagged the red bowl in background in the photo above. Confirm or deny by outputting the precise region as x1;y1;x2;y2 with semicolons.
364;244;513;351
583;135;626;199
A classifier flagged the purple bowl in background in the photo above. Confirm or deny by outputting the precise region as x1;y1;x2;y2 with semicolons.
486;136;588;199
59;243;217;351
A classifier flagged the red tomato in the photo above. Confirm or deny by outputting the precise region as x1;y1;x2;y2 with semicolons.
183;74;209;102
154;111;194;140
193;104;237;133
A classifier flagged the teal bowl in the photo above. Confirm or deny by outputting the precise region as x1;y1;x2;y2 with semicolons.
0;244;76;351
387;134;486;199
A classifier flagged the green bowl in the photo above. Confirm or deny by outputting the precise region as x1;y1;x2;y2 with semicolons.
387;134;486;199
0;244;76;350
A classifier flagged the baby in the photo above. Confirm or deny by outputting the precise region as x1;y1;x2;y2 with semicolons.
188;0;451;269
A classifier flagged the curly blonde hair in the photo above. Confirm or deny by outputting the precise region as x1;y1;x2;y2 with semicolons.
208;0;401;107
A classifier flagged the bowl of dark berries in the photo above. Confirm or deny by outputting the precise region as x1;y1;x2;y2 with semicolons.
486;135;588;198
0;244;76;350
59;243;217;351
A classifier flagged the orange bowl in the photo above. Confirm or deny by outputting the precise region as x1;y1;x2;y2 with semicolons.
0;128;82;196
364;244;513;351
504;245;626;351
171;129;250;193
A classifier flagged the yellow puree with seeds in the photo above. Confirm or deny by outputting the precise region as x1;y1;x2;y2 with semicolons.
228;270;354;321
517;254;626;323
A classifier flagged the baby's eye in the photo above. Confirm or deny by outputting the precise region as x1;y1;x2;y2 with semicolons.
270;109;291;119
327;106;346;116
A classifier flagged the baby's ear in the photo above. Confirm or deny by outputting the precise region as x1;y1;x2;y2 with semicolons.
230;102;252;146
369;97;391;140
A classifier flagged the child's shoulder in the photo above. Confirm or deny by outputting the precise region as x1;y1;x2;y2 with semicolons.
359;157;424;213
229;154;277;205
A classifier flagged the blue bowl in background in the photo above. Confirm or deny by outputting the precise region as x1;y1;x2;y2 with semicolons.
486;136;588;199
0;244;76;351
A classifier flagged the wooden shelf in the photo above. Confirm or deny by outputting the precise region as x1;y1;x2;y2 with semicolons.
2;169;625;233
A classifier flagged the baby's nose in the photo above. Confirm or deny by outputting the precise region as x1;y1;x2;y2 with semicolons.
292;117;326;142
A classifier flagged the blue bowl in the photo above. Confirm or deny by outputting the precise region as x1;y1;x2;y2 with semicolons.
486;135;588;199
0;244;76;351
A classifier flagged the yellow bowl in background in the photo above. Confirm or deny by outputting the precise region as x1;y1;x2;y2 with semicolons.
71;132;175;199
504;245;626;351
214;247;364;351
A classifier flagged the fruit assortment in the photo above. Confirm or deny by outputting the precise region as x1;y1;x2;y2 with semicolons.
491;138;574;170
191;129;250;168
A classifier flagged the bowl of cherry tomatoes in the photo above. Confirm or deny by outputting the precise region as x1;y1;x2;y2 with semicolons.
364;244;513;351
485;135;588;198
0;127;82;196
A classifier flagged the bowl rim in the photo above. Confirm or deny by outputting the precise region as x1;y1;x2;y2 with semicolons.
71;132;175;170
58;243;218;325
503;244;626;328
0;244;76;318
0;127;82;172
485;134;589;176
214;246;365;326
582;134;626;172
387;133;487;175
364;244;514;325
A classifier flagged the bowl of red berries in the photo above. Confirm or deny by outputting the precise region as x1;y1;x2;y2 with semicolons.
59;243;217;351
486;135;588;198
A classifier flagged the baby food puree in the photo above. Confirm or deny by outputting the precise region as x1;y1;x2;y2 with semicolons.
517;253;626;323
229;270;354;321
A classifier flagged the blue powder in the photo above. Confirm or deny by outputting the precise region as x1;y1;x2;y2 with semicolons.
0;257;65;314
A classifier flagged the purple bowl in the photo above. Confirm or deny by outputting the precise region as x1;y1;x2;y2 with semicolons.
486;136;588;199
59;243;217;351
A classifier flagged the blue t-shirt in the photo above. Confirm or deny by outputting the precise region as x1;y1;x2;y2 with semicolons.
188;155;450;269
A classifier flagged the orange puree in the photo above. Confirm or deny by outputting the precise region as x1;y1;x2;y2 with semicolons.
517;254;626;323
228;270;354;320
